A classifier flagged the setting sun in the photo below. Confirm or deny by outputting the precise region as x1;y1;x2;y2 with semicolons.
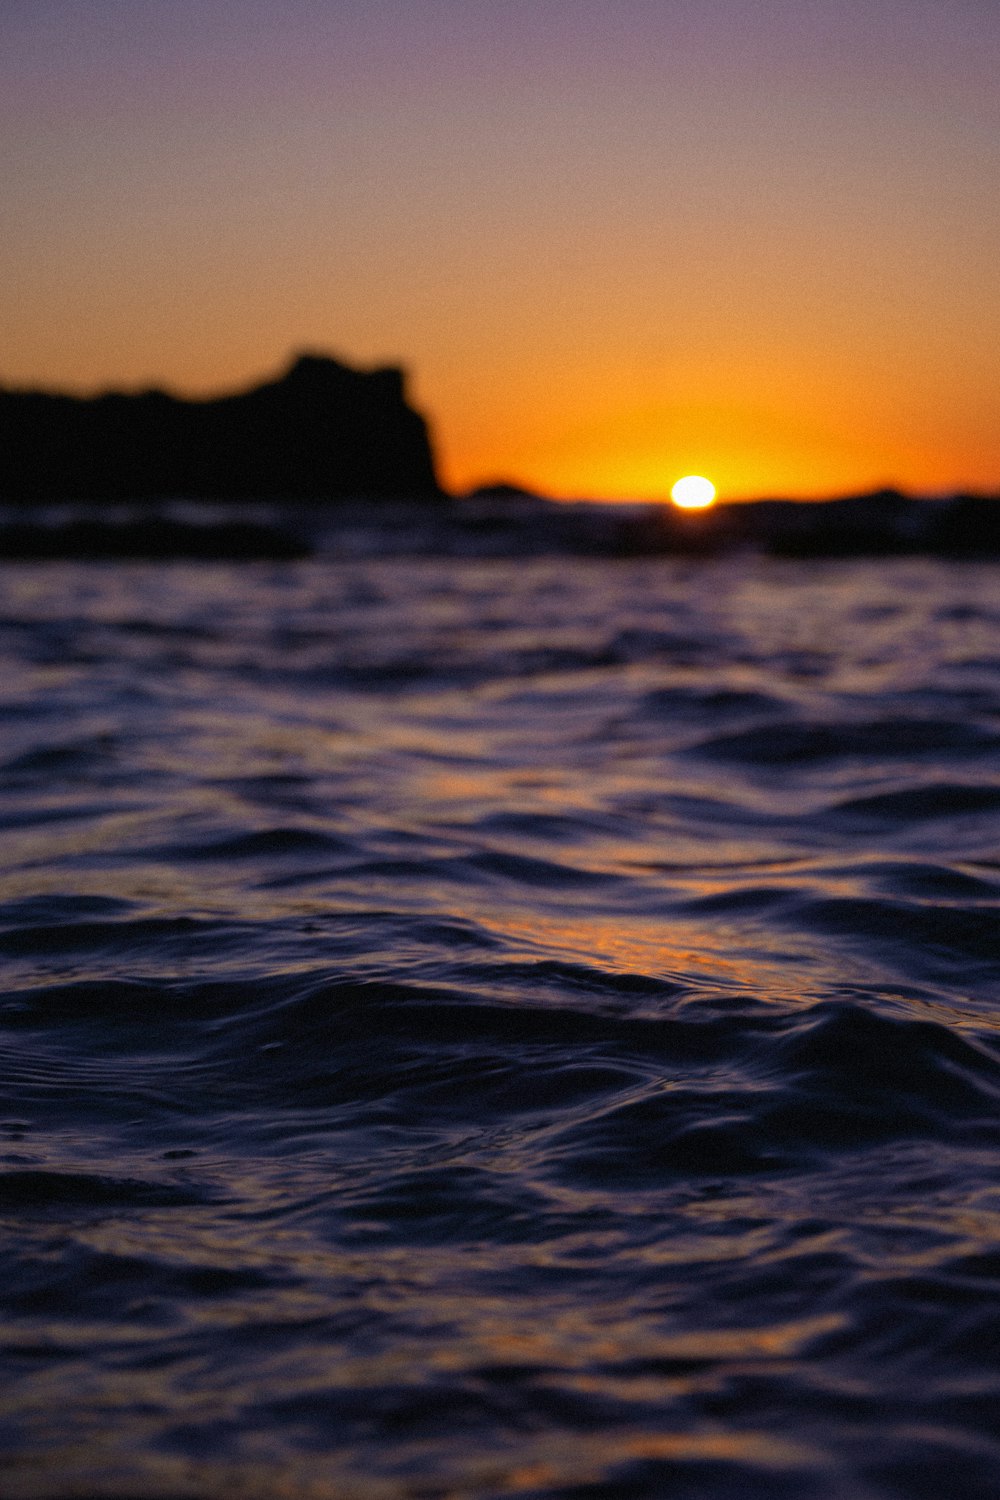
670;475;717;510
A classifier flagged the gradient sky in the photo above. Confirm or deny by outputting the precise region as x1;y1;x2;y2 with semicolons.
3;0;998;499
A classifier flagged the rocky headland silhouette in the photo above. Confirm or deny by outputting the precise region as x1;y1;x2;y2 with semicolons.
0;352;441;504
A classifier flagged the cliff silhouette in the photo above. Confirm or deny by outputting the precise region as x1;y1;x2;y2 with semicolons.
0;353;442;502
3;351;999;559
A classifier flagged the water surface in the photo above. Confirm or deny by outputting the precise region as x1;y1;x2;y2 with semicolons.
2;554;1000;1498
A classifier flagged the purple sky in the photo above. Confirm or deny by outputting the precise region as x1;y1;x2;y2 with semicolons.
3;0;998;497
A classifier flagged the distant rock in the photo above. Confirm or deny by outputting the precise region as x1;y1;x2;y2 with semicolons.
628;489;1000;559
0;516;309;561
0;353;442;503
462;481;550;503
719;491;1000;558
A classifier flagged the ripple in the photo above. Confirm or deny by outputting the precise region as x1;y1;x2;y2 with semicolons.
694;718;1000;765
2;555;1000;1499
829;784;1000;822
0;1169;210;1211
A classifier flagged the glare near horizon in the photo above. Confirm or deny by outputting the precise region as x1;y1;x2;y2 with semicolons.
1;0;998;502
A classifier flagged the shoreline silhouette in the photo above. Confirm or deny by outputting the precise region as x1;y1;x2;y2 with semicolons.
1;353;998;558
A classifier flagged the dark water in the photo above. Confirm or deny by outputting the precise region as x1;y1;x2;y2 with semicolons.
2;554;1000;1499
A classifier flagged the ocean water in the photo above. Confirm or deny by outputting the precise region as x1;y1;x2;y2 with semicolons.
2;552;1000;1500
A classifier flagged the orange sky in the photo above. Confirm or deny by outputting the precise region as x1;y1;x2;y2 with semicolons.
2;1;998;500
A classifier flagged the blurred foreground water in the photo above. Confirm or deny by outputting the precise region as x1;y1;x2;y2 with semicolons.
2;553;1000;1499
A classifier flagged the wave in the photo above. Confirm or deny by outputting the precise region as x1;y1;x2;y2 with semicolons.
3;554;1000;1498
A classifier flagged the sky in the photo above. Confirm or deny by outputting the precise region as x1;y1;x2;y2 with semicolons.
2;0;998;501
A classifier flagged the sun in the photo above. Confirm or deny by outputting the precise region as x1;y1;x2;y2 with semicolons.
670;475;717;510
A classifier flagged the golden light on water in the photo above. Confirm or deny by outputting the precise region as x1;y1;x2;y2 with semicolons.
670;475;717;510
